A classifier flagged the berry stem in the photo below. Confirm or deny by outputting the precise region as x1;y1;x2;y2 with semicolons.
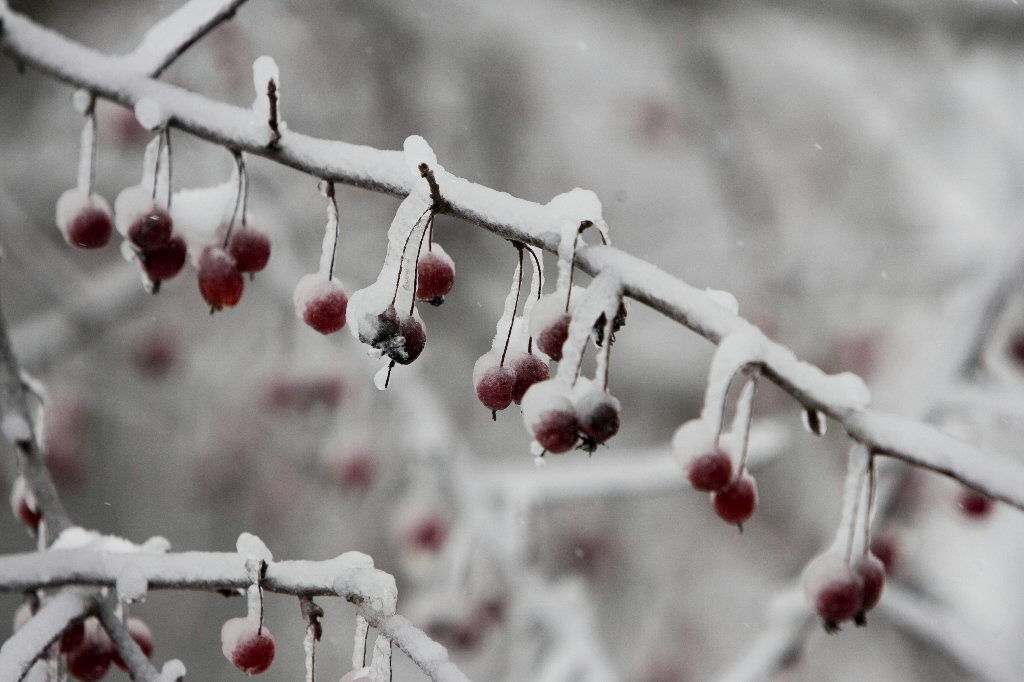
736;373;758;478
391;206;432;307
224;149;248;247
321;181;340;280
76;92;97;197
266;79;280;145
409;213;433;315
861;454;877;558
499;245;524;367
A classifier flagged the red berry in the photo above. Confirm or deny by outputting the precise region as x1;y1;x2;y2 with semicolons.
711;473;757;526
221;618;275;675
59;620;85;653
112;617;155;670
416;246;455;304
1009;330;1024;369
131;327;178;378
141;235;187;284
957;488;993;520
510;353;549;404
128;209;173;250
686;450;733;492
476;365;516;412
388;316;426;365
197;247;244;311
537;313;571;361
575;390;620;448
802;553;864;632
407;513;449;553
533;410;579;454
65;206;114;249
854;554;886;617
870;533;899;575
228;227;271;274
66;619;114;681
329;449;377;491
294;274;348;334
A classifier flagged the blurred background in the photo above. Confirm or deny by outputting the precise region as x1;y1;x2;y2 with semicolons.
3;0;1024;679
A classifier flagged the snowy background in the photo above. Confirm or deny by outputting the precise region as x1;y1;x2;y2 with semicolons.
3;0;1024;679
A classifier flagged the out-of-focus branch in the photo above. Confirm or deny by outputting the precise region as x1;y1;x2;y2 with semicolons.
127;0;251;77
0;589;91;681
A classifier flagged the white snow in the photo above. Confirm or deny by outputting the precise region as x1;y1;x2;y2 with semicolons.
134;97;167;131
670;418;716;467
473;350;502;385
159;660;187;682
489;258;522;355
340;667;373;682
236;532;274;563
403;134;438;178
252;56;279;92
556;271;619;384
704;287;739;315
116;570;149;603
71;88;91;114
521;379;574;428
113;185;153;236
169;179;237;256
352;614;370;669
56;189;110;232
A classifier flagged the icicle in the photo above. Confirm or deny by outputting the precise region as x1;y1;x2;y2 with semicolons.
352;615;369;669
368;633;392;682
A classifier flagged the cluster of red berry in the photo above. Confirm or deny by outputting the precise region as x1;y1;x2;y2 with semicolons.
801;550;886;632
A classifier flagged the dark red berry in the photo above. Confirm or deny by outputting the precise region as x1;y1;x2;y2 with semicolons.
686;450;733;492
112;617;155;670
65;206;114;249
388;316;426;365
416;248;455;304
476;366;516;411
128;209;173;250
294;275;348;334
197;247;244;311
59;620;85;653
957;488;993;520
221;618;275;675
131;327;178;378
408;513;449;552
10;477;40;531
228;227;271;274
711;474;757;526
141;236;187;284
329;449;376;491
66;619;114;681
537;314;571;361
854;554;886;617
1008;330;1024;368
510;354;549;404
532;410;579;454
577;395;620;448
802;553;865;632
870;533;899;575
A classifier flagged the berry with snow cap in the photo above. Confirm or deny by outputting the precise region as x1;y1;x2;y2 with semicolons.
711;472;758;528
522;379;579;454
228;226;271;275
56;189;113;249
415;243;455;305
801;551;866;633
198;247;244;311
221;617;275;675
294;273;348;334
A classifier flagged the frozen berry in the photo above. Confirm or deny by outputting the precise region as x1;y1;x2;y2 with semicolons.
112;617;155;670
686;449;733;492
128;208;173;251
294;274;348;334
711;473;757;527
66;619;114;681
509;353;549;404
56;189;113;249
387;315;426;365
221;617;275;675
537;314;571;361
141;235;187;285
198;247;244;311
529;293;576;361
473;353;515;412
574;384;620;449
801;552;864;632
228;227;271;274
59;619;86;653
957;488;993;520
522;380;579;453
853;553;886;623
416;245;455;305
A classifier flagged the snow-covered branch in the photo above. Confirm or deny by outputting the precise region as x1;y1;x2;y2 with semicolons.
127;0;251;77
0;548;469;682
2;2;1021;512
0;590;92;681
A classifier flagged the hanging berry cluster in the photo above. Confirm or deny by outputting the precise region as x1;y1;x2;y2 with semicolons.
672;331;887;631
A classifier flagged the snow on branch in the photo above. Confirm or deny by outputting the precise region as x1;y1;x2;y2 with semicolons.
0;589;92;681
126;0;251;77
2;4;1024;508
0;548;469;682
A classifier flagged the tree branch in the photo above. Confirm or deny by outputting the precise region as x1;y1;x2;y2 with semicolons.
0;589;92;681
2;4;1024;508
